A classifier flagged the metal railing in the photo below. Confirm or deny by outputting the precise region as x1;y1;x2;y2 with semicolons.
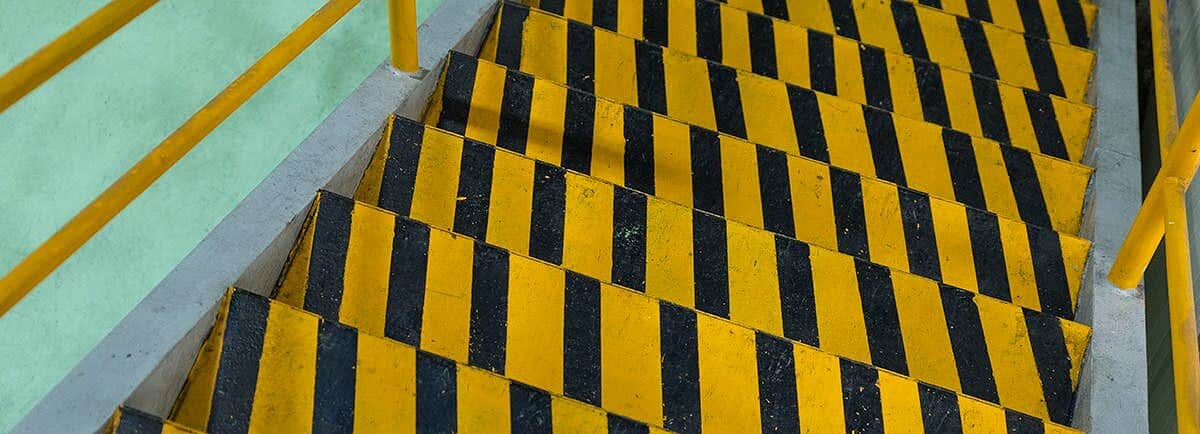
0;0;418;315
1109;0;1199;430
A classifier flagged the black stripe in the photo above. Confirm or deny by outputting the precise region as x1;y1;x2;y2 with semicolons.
1014;0;1049;39
305;193;354;321
855;261;909;375
939;284;1001;404
538;0;564;15
510;383;553;434
660;303;702;434
859;44;893;111
1024;310;1075;424
958;18;1000;79
788;85;830;162
840;360;884;434
757;146;796;238
207;292;269;434
624;106;657;194
564;272;602;406
1026;37;1066;97
385;218;431;346
762;0;789;20
776;236;818;346
941;130;987;210
690;126;726;216
469;245;509;373
1023;89;1070;159
1005;409;1045;434
116;408;164;434
892;2;930;59
756;332;801;433
827;0;860;39
919;0;942;7
436;52;478;135
567;21;596;93
593;0;618;31
313;321;357;434
1027;225;1073;318
708;63;749;138
918;384;964;433
379;118;425;215
965;0;993;22
634;42;668;115
453;142;495;240
497;70;535;153
748;13;779;78
416;352;457;434
830;168;869;258
644;0;669;46
495;5;529;70
970;75;1011;143
965;208;1013;302
913;60;951;126
899;189;942;281
807;30;838;96
562;89;597;174
1000;145;1053;228
863;108;907;185
530;162;566;264
696;0;723;62
693;210;731;318
608;414;650;434
1058;0;1090;47
612;187;648;291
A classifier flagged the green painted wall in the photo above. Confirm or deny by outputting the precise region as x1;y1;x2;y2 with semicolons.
0;0;441;430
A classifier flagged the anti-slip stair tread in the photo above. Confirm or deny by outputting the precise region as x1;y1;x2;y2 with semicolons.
283;190;1090;424
721;0;1095;49
108;407;202;434
523;0;1094;102
485;2;1094;166
173;289;671;434
430;51;1091;236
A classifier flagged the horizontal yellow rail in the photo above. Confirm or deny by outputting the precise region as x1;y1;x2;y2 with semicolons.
0;0;158;113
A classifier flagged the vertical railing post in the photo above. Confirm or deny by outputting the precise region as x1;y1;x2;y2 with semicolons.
1163;176;1200;433
388;0;418;72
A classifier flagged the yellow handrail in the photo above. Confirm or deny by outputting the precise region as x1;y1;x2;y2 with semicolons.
0;0;419;315
1163;177;1200;433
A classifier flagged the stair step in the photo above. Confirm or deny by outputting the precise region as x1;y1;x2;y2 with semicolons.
108;407;201;434
171;290;668;433
521;0;1094;101
720;0;1095;49
281;190;1089;424
430;51;1091;235
485;2;1094;165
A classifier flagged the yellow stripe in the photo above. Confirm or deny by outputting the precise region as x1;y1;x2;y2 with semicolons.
937;0;971;19
478;8;502;63
895;119;957;200
249;304;317;433
876;370;925;434
861;179;911;272
464;59;508;145
913;8;972;77
353;333;417;434
696;314;763;434
562;0;592;23
929;200;980;294
1041;1;1070;54
589;98;626;185
976;297;1049;419
997;217;1042;310
616;0;643;38
783;0;834;33
983;26;1039;96
666;0;697;56
719;9;753;71
339;203;397;336
487;150;536;255
787;157;838;250
644;198;696;307
420;229;475;362
972;141;1023;224
505;255;567;394
724;0;763;15
853;0;903;52
355;122;393;205
738;70;801;155
810;248;872;363
1051;39;1094;102
719;135;766;228
940;69;986;139
1062;236;1089;310
1054;96;1094;162
562;173;615;280
988;0;1027;35
275;204;316;309
886;56;925;128
520;11;567;83
998;85;1042;156
651;115;694;207
457;366;512;434
551;397;608;434
818;94;876;176
409;130;464;229
833;38;867;104
525;67;569;167
793;344;846;433
726;223;784;335
592;29;639;107
891;271;961;391
600;283;663;423
171;293;231;427
772;23;811;88
958;396;1007;434
662;49;718;130
1063;315;1091;389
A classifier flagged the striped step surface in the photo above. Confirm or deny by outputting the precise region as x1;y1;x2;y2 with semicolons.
523;0;1095;101
108;408;201;434
721;0;1095;49
484;2;1094;165
281;190;1089;424
171;290;671;434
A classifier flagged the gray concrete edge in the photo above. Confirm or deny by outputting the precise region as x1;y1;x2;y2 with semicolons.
9;0;497;431
1072;0;1150;432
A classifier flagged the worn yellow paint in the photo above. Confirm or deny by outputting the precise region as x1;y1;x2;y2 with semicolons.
886;56;925;132
877;370;925;434
719;136;766;228
600;283;663;424
505;255;567;394
833;39;867;104
772;23;811;88
891;271;961;391
616;0;643;37
726;223;784;335
852;0;903;53
1062;319;1092;390
793;344;846;434
997;218;1043;310
696;314;763;433
562;173;615;280
249;304;318;433
1050;42;1095;103
354;333;417;434
339;204;396;335
644;199;696;307
525;72;568;166
561;0;591;23
551;397;608;434
787;157;838;249
915;7;972;72
738;70;801;155
592;30;639;107
662;49;717;129
819;95;877;176
958;396;1007;434
940;71;986;140
356;121;393;205
1054;97;1094;163
464;59;507;146
275;202;317;308
809;248;872;363
862;179;911;272
719;10;752;71
929;200;980;294
589;98;626;185
409;130;463;229
985;26;1040;96
666;0;697;56
894;123;956;200
972;141;1023;224
457;366;512;434
977;298;1049;420
520;12;567;83
487;150;536;255
171;293;231;427
999;87;1041;157
420;229;474;362
650;115;694;207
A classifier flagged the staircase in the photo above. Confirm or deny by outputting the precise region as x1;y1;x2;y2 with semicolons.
108;0;1097;432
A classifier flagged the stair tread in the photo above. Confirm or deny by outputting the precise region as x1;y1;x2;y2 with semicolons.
522;0;1094;101
280;192;1088;426
486;2;1094;168
108;407;202;434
